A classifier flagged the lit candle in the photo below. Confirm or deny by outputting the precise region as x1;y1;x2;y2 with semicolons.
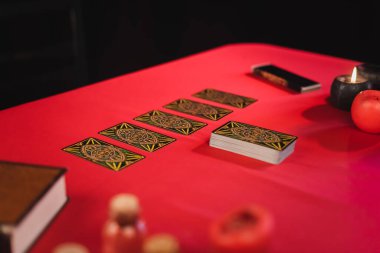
330;67;372;111
351;66;357;83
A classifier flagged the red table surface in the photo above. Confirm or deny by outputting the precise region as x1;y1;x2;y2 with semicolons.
1;43;380;253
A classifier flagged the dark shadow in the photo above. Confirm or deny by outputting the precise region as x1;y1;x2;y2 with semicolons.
354;148;380;170
193;141;272;171
308;126;380;152
302;103;352;123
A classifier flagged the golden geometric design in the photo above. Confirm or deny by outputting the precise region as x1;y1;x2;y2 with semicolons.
62;137;144;171
99;122;176;152
230;126;281;143
151;114;192;129
116;128;159;145
134;110;207;135
164;99;233;121
213;121;297;151
193;89;257;108
81;144;126;162
179;101;217;114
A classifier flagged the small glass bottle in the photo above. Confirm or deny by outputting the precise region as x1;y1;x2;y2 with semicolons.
102;194;146;253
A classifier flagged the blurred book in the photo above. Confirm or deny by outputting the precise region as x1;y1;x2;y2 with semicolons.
0;161;67;253
251;64;320;93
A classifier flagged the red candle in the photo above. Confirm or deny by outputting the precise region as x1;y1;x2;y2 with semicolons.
209;205;274;253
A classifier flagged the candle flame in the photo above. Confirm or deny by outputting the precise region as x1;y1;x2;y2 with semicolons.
351;67;357;83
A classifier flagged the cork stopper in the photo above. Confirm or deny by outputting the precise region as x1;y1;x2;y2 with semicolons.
109;193;140;226
52;243;89;253
143;234;180;253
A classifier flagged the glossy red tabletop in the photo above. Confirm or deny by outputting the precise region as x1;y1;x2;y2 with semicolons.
1;44;379;253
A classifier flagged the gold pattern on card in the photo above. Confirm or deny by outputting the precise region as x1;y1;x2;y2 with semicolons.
164;99;232;121
134;110;207;135
99;122;176;152
193;89;257;108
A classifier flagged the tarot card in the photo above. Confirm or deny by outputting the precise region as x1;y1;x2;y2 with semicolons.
134;110;207;135
62;137;144;171
99;122;176;152
164;98;232;121
193;89;257;108
212;121;297;151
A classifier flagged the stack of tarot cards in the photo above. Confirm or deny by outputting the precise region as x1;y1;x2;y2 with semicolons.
210;121;298;164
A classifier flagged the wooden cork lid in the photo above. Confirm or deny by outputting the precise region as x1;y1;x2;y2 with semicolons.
109;193;140;226
52;243;89;253
143;234;180;253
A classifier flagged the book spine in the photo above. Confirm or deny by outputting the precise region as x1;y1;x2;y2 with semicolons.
0;231;11;253
254;68;301;91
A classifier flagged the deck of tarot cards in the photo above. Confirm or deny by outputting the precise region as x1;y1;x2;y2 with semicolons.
210;121;298;164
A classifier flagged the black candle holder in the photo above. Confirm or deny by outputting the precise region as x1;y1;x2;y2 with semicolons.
330;75;372;111
357;63;380;90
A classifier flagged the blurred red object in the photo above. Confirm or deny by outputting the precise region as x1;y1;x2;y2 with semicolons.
209;205;274;253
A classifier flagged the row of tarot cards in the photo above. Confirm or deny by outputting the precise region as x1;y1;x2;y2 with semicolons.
62;88;297;171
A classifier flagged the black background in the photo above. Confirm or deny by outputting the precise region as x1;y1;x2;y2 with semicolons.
1;0;379;109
